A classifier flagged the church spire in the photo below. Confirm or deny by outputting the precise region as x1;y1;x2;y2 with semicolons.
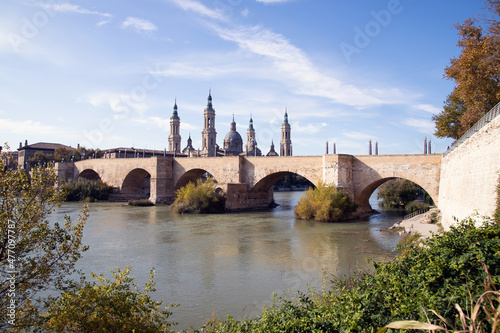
171;99;179;119
248;114;254;130
283;108;289;125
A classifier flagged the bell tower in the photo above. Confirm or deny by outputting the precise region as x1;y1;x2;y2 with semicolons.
201;90;217;157
280;109;292;156
246;115;256;153
168;100;181;153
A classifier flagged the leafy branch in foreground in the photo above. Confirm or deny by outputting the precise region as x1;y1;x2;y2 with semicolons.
42;267;177;333
0;146;89;331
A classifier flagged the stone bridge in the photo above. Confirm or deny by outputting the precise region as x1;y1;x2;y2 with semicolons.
56;154;442;214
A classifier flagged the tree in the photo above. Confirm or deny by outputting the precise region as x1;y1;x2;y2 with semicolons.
0;148;88;330
377;178;424;208
28;151;54;167
433;91;467;140
171;177;225;214
294;182;358;222
41;267;176;332
434;2;500;139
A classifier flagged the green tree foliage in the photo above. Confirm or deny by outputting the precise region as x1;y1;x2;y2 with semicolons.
434;1;500;139
171;177;225;214
41;267;176;333
274;174;314;190
28;151;54;167
0;149;88;330
194;219;500;332
61;178;113;202
294;182;358;222
377;178;426;208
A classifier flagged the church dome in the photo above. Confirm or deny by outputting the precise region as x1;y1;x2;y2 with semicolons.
223;116;243;155
224;130;243;142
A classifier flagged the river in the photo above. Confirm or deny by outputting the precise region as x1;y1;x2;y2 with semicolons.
52;191;403;330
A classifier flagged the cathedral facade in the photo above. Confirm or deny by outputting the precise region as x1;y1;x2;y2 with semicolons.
170;91;292;157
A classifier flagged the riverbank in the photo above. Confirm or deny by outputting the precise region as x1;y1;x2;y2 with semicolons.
391;208;442;238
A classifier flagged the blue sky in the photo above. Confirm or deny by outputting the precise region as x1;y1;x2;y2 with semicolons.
0;0;486;156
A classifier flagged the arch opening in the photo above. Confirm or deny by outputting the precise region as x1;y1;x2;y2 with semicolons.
357;177;436;215
77;169;101;181
249;172;315;209
121;168;151;200
174;169;218;191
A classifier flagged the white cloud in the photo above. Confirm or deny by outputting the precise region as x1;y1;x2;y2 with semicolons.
414;104;441;115
342;131;375;141
293;122;328;134
0;118;57;134
168;0;227;21
121;17;158;33
403;118;435;134
83;92;149;116
212;24;396;108
37;2;113;25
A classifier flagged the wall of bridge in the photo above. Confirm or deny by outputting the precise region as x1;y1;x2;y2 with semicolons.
438;115;500;229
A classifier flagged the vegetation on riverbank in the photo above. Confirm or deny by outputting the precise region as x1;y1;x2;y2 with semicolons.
128;199;155;206
171;177;225;214
378;178;433;212
294;182;358;222
61;178;113;202
192;218;500;332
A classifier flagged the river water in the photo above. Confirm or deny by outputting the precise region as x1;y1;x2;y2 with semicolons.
53;191;403;330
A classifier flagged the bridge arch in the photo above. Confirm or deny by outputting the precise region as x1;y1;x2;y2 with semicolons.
355;176;438;213
250;171;316;194
77;169;101;181
174;168;220;191
121;168;151;199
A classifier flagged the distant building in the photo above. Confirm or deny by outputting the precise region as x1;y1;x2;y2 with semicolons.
101;147;183;159
168;100;181;154
182;135;198;157
201;90;217;157
280;110;292;156
223;115;244;156
266;140;279;156
17;141;73;169
164;91;293;158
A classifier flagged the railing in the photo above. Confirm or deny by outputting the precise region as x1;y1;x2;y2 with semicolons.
403;208;430;221
444;102;500;156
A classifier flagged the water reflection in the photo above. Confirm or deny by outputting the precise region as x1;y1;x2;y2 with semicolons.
51;191;402;330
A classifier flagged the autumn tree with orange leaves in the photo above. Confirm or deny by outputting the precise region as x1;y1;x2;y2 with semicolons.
433;0;500;140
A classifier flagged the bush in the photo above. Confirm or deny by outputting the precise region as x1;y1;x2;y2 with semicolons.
128;199;155;206
294;182;358;222
42;267;177;332
62;179;113;202
171;177;225;214
193;219;500;332
405;201;430;213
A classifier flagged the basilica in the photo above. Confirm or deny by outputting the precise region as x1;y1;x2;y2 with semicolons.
168;91;292;157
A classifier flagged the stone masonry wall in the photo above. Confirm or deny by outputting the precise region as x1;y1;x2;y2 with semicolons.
439;115;500;229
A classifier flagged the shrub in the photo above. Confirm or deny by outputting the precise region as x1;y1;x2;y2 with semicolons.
405;201;430;213
62;179;113;202
294;182;357;222
171;177;225;214
42;267;177;332
128;199;155;206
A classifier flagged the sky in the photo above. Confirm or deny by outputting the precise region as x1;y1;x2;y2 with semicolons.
0;0;488;156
